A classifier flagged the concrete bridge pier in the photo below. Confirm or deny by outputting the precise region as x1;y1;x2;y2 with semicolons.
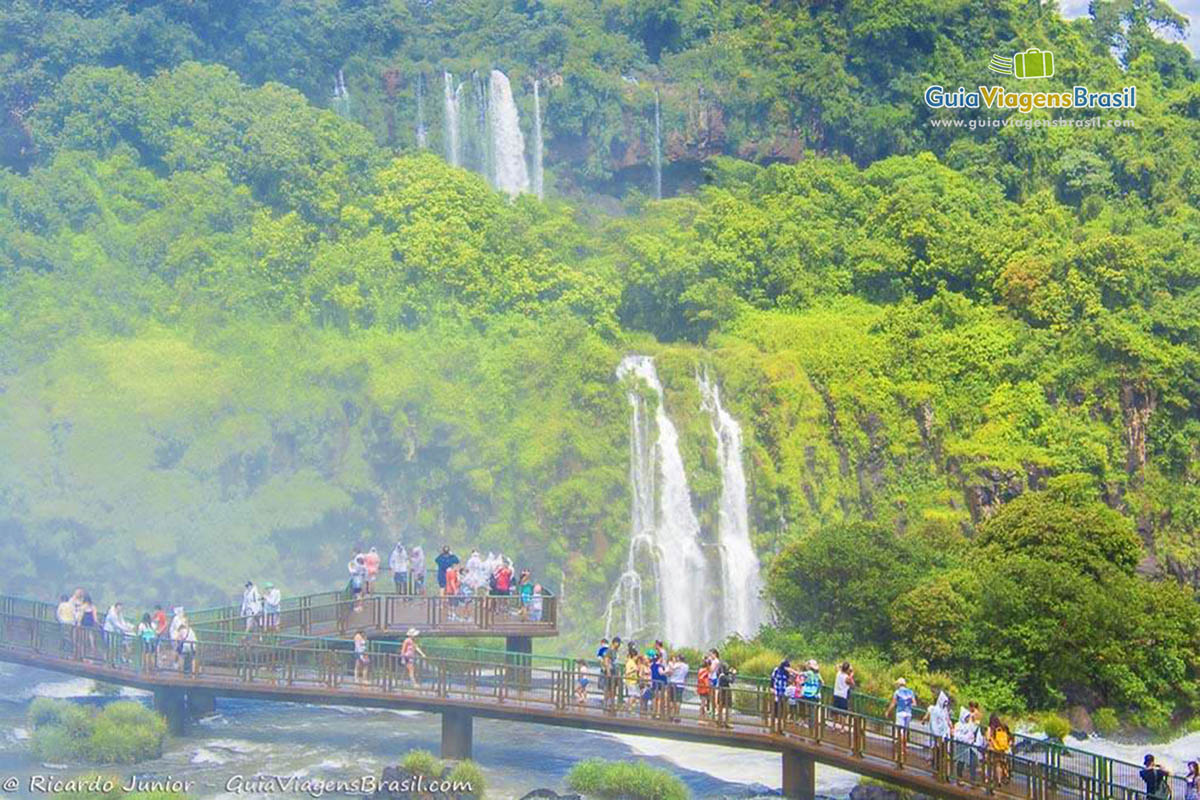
153;688;188;736
187;689;217;718
505;636;533;689
441;709;473;760
782;750;815;800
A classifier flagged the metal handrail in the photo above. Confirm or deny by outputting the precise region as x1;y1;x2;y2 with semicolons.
0;604;1165;800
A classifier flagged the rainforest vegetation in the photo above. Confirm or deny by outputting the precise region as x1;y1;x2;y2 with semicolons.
1;0;1199;723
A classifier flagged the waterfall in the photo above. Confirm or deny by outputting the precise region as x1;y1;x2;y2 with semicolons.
473;72;489;177
697;368;762;639
488;69;530;197
606;355;710;647
653;89;663;199
443;71;460;167
532;79;544;200
332;69;350;118
415;73;427;148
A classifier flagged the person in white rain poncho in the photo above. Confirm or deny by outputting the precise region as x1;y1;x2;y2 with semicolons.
241;581;263;631
389;542;409;592
953;704;981;784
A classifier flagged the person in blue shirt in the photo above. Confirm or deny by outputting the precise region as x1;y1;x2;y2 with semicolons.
434;547;459;590
769;659;796;733
886;677;918;747
650;652;668;719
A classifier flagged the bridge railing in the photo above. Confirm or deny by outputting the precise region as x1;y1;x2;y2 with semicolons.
0;604;1170;800
187;589;557;637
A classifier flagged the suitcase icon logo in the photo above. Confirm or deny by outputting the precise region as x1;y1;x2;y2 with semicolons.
989;49;1054;80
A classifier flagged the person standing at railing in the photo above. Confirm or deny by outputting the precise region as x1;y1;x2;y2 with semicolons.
517;570;534;619
697;655;713;721
952;705;980;784
529;584;544;622
575;658;591;705
667;653;689;723
832;662;855;731
1184;760;1198;800
365;547;381;595
175;621;197;675
924;691;952;775
353;630;370;685
348;553;368;611
624;646;642;712
713;651;735;729
241;581;263;632
985;713;1012;786
435;546;460;594
799;660;823;730
263;583;281;631
885;677;917;750
444;563;462;620
599;639;616;711
55;594;76;654
410;546;426;594
137;613;157;671
465;550;485;595
152;605;168;642
492;559;513;596
1142;755;1173;800
389;542;409;594
769;659;795;733
78;594;99;657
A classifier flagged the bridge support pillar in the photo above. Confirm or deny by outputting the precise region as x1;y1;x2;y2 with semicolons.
505;636;533;690
153;688;187;736
187;689;216;718
781;751;815;800
441;710;473;760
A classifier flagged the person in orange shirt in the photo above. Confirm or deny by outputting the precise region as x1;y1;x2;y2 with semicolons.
364;547;381;595
444;564;462;621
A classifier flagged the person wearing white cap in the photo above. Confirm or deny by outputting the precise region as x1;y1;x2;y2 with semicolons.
886;677;918;748
401;628;425;687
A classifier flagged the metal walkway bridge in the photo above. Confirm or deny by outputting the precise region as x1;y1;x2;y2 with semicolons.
0;595;1163;800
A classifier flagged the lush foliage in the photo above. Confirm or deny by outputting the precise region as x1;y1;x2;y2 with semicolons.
29;699;168;764
1;0;1199;719
767;491;1200;726
566;759;688;800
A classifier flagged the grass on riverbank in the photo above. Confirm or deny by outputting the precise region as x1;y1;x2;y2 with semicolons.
29;699;167;764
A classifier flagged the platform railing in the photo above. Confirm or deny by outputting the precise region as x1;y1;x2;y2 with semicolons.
0;602;1171;800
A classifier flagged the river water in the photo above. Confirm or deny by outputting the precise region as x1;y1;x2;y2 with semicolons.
0;664;864;799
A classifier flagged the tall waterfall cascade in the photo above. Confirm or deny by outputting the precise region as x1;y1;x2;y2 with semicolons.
488;69;530;197
443;71;461;167
607;356;712;647
698;369;763;639
606;356;762;646
532;79;545;200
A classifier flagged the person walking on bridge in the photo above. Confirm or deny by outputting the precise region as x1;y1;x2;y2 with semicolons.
800;660;823;730
175;621;198;675
348;554;367;611
137;613;157;671
263;582;281;631
55;594;75;654
924;690;953;775
953;705;980;784
886;677;916;749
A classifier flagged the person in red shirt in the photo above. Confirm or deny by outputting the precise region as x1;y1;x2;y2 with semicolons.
493;561;513;595
152;605;168;639
364;547;381;594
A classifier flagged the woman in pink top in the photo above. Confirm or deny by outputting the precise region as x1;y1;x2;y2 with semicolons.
401;628;425;687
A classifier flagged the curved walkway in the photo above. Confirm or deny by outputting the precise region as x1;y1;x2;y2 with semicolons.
0;593;1159;800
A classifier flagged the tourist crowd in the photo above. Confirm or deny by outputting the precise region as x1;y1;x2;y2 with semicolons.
54;588;201;674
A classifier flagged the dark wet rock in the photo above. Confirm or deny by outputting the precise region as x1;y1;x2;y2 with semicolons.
519;790;581;800
1068;706;1094;737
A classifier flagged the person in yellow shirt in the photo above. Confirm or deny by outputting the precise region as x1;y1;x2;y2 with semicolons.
623;647;640;712
986;713;1012;785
